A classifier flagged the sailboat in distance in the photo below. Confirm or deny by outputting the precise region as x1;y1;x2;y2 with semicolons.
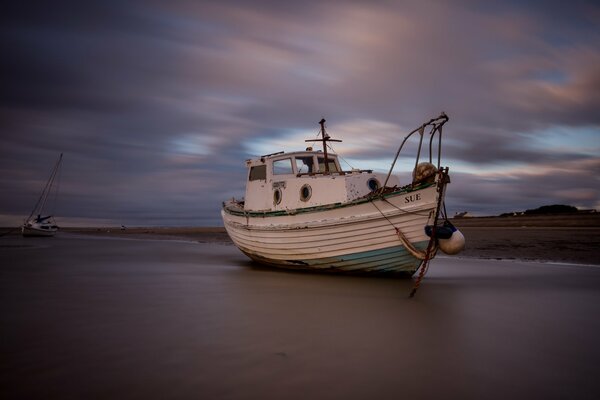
22;153;63;237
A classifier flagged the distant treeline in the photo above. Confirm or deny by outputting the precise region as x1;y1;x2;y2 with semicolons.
499;204;579;217
525;204;578;214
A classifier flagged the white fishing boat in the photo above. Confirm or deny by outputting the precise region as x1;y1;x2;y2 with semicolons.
222;114;464;275
22;154;63;237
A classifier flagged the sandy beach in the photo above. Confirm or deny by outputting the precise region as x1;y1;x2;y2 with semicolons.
1;225;599;399
451;214;600;265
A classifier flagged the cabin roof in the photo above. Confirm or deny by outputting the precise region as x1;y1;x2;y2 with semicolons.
245;150;337;166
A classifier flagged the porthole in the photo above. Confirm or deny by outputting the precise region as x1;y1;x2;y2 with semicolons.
300;184;312;202
273;188;282;205
367;178;380;192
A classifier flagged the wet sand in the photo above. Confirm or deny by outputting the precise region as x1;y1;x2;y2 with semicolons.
451;214;600;265
1;234;599;399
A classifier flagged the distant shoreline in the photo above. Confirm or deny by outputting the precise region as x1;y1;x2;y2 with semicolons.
450;213;600;228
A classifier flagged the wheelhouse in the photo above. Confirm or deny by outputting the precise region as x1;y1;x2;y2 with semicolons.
243;150;396;212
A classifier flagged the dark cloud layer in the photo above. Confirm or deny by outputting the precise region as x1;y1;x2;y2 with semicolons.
1;0;599;225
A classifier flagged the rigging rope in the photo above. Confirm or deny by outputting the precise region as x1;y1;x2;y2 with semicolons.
369;200;436;261
326;143;355;170
50;155;62;217
409;168;449;298
305;125;324;149
380;196;433;217
26;154;62;222
409;236;436;298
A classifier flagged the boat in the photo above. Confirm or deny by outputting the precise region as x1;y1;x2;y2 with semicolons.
22;153;63;237
221;113;464;275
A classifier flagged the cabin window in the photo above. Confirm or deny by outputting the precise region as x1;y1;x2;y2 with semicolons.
273;188;282;205
367;178;380;192
249;165;267;181
295;157;315;174
273;158;293;175
300;184;312;202
317;157;339;173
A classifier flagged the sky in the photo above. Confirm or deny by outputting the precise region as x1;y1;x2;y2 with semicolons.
1;0;599;226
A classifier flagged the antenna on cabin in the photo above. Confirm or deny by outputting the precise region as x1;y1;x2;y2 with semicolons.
306;118;341;173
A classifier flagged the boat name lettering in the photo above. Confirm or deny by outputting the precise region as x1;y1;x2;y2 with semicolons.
272;181;287;189
405;194;421;203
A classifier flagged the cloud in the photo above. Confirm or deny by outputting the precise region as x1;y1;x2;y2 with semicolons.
447;157;600;215
1;1;598;225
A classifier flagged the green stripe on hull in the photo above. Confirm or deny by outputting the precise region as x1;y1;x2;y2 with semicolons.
240;241;429;276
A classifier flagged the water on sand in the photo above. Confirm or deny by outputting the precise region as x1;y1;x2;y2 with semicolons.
1;234;599;399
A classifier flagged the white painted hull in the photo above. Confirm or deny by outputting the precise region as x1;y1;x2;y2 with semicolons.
22;223;58;237
222;184;441;275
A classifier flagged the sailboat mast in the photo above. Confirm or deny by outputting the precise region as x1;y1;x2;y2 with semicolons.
26;153;63;221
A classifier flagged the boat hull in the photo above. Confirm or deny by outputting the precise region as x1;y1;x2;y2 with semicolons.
22;224;58;237
222;183;441;275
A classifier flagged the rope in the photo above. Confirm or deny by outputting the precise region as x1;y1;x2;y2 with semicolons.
25;154;62;222
369;198;438;299
409;230;436;298
306;125;323;149
408;168;449;298
326;143;355;170
370;198;396;226
370;199;436;261
380;197;434;217
394;227;432;260
50;155;62;216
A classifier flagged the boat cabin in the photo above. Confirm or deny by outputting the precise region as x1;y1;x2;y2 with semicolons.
243;150;400;212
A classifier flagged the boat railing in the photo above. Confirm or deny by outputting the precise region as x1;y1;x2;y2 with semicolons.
296;169;373;177
382;112;449;188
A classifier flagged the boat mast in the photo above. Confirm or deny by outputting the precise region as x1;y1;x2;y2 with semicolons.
26;153;63;221
306;118;341;174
